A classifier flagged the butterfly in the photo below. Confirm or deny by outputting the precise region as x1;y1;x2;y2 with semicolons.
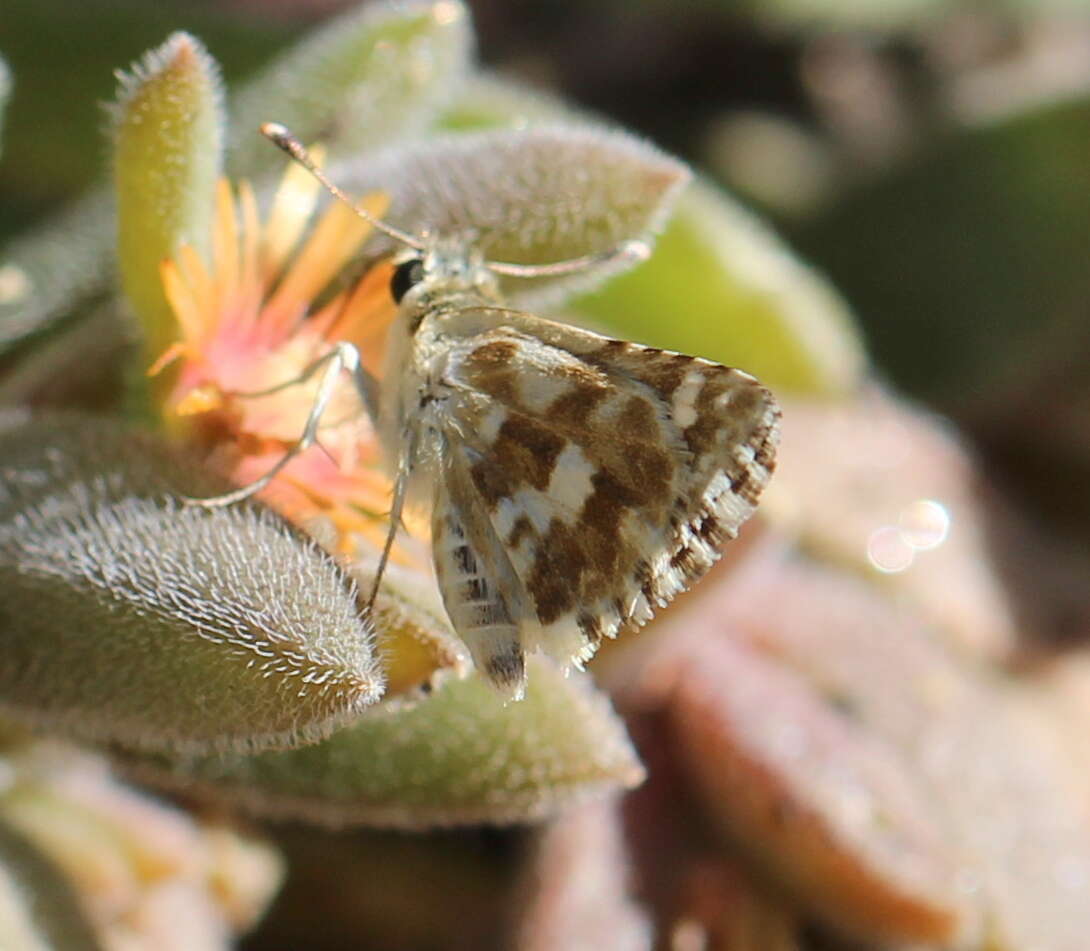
196;123;781;700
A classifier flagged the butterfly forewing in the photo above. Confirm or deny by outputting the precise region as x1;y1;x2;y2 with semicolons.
427;312;780;692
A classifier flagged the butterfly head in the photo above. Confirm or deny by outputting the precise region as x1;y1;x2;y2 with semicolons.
388;239;501;340
389;238;501;318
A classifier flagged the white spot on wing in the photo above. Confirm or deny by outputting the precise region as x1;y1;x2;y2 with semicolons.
494;489;554;540
546;443;597;514
671;369;705;428
514;371;575;414
477;404;507;444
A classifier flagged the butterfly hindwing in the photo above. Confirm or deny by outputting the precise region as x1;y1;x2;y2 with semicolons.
429;438;533;696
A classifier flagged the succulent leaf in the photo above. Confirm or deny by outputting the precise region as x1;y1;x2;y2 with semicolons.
111;33;224;364
339;124;689;307
438;73;863;393
122;656;643;829
575;179;865;395
227;0;473;175
0;412;382;754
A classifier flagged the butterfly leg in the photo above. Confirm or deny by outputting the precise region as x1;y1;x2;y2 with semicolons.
365;428;417;611
229;341;380;422
186;342;378;507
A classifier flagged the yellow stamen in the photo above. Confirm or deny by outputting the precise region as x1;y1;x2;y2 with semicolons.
175;383;225;416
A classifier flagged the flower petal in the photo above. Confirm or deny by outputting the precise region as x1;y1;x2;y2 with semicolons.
262;192;386;334
0;411;382;754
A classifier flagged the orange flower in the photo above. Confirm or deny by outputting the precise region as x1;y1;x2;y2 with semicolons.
152;154;426;564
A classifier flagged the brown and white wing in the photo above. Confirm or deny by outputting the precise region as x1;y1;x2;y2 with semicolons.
435;317;780;683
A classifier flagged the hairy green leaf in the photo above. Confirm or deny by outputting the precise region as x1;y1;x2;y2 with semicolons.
0;192;116;359
513;800;653;951
0;412;381;753
439;72;577;132
227;0;473;175
438;73;863;394
124;656;643;829
340;124;689;307
111;32;224;363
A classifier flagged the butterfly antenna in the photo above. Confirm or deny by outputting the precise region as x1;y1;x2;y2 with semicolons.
261;122;424;251
487;238;650;278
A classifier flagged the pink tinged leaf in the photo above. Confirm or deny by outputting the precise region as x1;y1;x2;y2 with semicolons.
512;798;653;951
0;412;382;754
670;857;801;951
765;386;1019;660
707;540;1090;951
617;710;804;950
661;633;975;946
0;741;282;949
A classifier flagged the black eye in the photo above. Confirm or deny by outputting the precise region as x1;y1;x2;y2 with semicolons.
390;258;424;304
